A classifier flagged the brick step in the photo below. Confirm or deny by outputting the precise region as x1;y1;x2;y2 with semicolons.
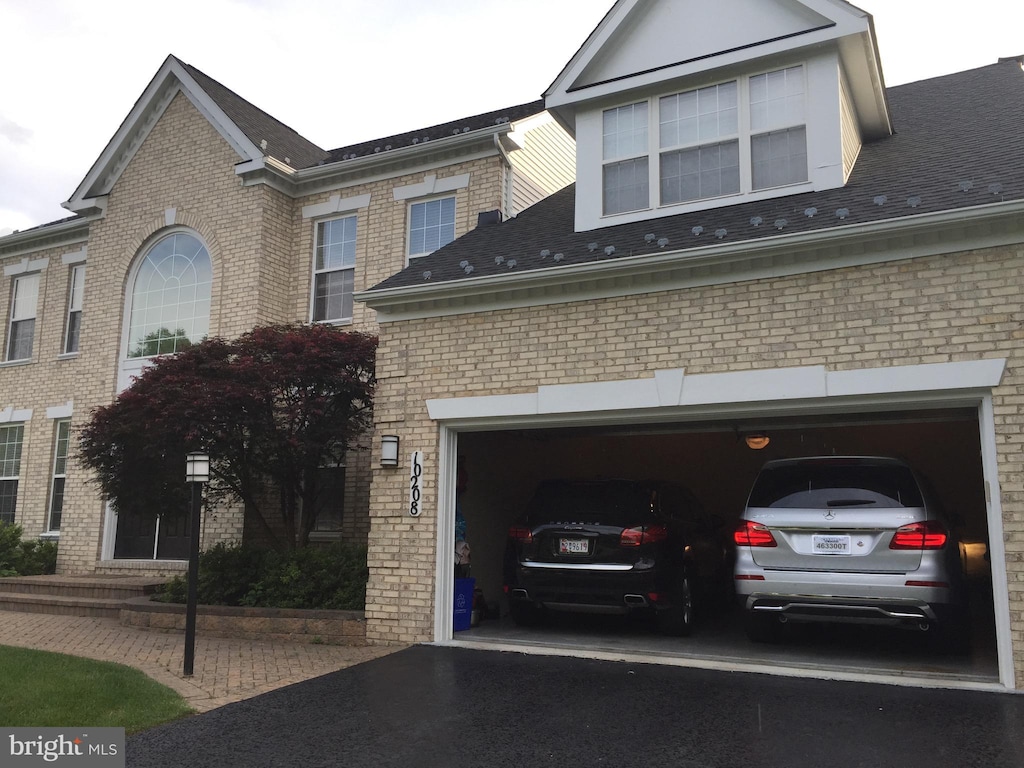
0;576;166;600
0;592;124;619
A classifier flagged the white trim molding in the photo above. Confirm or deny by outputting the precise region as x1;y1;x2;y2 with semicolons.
393;173;470;202
46;401;74;420
3;257;49;277
427;359;1007;423
0;407;33;423
61;248;87;265
302;192;372;220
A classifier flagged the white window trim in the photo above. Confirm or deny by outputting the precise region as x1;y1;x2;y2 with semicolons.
7;272;41;362
392;173;469;202
47;418;71;533
405;194;458;262
302;192;371;220
0;422;25;526
3;257;49;277
310;214;359;325
63;264;85;356
61;248;87;266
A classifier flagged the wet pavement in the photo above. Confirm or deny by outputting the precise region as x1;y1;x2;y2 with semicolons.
127;644;1024;768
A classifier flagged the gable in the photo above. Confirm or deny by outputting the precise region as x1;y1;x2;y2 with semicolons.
574;0;834;91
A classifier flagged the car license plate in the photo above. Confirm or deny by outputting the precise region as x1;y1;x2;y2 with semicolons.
559;538;588;555
812;534;851;555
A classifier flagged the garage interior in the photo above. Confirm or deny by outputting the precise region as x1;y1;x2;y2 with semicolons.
452;406;999;683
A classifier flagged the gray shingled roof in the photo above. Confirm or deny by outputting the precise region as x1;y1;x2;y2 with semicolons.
325;100;546;163
180;60;331;170
369;60;1024;292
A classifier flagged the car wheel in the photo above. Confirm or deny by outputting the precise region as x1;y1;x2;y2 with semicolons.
509;600;543;627
744;611;783;644
657;574;694;637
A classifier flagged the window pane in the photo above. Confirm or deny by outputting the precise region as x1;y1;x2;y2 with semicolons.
409;198;456;256
603;157;649;215
0;425;24;525
313;269;354;322
603;102;648;160
751;126;808;190
7;319;35;361
316;216;358;271
127;233;212;358
660;140;739;204
750;66;804;132
661;82;737;149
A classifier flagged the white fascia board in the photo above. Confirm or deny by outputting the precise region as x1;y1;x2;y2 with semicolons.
66;57;263;213
357;198;1024;321
0;219;91;258
425;359;1007;426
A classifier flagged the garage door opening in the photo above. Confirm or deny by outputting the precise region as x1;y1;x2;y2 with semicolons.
449;407;999;684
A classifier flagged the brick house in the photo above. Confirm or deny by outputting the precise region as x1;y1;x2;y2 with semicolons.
357;0;1024;689
0;56;573;574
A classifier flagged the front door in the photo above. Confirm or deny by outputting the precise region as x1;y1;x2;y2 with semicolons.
113;508;190;560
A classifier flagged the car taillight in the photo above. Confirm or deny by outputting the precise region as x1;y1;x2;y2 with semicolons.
620;524;668;547
734;520;777;547
889;521;947;550
508;526;533;544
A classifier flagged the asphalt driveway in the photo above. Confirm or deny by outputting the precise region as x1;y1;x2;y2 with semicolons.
128;645;1024;768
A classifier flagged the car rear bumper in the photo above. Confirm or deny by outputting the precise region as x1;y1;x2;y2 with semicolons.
509;561;670;614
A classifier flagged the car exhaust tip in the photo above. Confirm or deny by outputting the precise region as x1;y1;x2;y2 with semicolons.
511;589;529;600
624;594;648;607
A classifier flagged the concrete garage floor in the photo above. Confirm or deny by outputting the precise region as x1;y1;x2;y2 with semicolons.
456;598;1000;688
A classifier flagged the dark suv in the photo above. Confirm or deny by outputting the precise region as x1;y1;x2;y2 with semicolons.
504;479;728;635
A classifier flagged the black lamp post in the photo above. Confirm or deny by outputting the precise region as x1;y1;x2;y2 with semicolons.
183;452;209;677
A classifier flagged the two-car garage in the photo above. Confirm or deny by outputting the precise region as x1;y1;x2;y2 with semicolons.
429;361;1013;688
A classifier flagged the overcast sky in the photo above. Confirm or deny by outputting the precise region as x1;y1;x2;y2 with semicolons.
1;0;1020;235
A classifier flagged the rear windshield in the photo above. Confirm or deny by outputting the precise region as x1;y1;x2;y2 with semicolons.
748;462;924;509
527;482;653;526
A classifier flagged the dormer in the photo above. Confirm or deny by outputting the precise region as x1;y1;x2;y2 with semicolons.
545;0;891;232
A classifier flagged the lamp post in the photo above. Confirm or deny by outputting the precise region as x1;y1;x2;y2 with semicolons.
183;452;209;677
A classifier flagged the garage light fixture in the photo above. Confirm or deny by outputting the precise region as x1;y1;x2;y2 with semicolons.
744;433;770;450
381;435;400;467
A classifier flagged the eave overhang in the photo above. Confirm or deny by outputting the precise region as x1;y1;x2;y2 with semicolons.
357;200;1024;322
0;216;94;259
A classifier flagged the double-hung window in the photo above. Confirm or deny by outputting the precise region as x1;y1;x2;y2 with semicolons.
408;197;456;258
7;273;39;361
0;424;24;525
312;215;358;323
603;102;649;215
64;265;85;354
749;65;807;190
600;64;808;215
48;419;71;532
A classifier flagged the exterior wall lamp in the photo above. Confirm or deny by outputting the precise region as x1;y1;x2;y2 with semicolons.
381;435;400;467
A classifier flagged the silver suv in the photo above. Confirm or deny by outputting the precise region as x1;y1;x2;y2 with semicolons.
733;456;969;651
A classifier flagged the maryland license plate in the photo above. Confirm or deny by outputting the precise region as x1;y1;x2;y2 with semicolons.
559;538;589;555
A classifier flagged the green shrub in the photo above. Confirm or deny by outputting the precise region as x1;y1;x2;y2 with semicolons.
0;522;59;577
155;542;367;611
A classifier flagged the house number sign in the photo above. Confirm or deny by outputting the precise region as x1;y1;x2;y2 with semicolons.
409;451;423;517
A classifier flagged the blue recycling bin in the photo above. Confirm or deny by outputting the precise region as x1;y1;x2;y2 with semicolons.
453;577;476;631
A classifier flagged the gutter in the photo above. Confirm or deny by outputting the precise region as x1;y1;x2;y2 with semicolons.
0;215;95;254
356;197;1024;311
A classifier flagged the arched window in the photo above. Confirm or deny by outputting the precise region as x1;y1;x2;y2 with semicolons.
126;231;212;358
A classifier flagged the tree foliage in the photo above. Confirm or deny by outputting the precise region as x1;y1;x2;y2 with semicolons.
79;324;377;549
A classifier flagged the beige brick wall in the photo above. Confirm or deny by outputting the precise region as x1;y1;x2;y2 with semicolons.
367;244;1024;681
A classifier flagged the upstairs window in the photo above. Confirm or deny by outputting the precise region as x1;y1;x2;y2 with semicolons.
0;424;23;525
312;215;358;323
599;64;808;217
603;102;649;215
408;197;456;258
749;66;807;189
7;273;39;361
126;232;211;358
64;265;85;354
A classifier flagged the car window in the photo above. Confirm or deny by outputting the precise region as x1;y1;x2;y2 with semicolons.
527;482;653;526
748;462;924;508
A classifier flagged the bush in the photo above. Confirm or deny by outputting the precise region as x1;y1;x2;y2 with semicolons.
155;541;367;611
0;522;59;577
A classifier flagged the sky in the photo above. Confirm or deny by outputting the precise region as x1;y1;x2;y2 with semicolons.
1;0;1021;235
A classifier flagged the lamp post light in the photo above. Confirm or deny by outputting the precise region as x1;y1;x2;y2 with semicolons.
183;452;210;677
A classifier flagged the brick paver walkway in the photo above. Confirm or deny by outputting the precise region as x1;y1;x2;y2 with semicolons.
0;611;402;712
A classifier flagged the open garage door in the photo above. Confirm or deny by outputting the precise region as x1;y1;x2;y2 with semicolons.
449;407;1000;685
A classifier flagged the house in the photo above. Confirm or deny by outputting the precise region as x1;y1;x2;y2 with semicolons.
0;56;574;571
356;0;1024;690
